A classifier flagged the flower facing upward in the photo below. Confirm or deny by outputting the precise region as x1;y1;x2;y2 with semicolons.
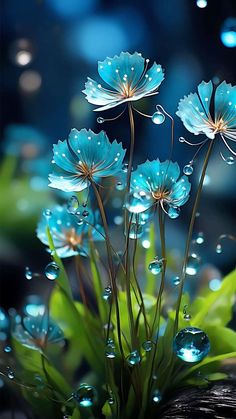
130;160;191;214
37;205;104;258
177;80;236;154
49;129;126;192
13;312;63;350
83;52;164;111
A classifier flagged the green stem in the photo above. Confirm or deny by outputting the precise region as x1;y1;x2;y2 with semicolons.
174;138;214;334
91;181;124;357
126;103;135;193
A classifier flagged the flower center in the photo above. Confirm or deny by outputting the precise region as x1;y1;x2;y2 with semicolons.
210;118;227;134
77;162;96;179
152;189;169;201
65;228;82;250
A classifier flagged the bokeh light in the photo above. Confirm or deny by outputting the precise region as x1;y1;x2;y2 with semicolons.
46;0;99;19
220;18;236;48
9;38;33;66
196;0;207;8
19;70;42;93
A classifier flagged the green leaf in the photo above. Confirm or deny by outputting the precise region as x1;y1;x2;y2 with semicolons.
90;240;108;323
71;408;81;419
204;326;236;355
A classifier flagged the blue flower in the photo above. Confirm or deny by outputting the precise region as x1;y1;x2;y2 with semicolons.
49;129;126;192
83;52;164;111
130;160;191;215
37;205;104;258
176;80;236;155
13;312;64;350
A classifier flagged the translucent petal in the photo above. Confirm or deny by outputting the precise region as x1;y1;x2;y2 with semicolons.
197;80;213;116
82;77;121;107
215;81;236;128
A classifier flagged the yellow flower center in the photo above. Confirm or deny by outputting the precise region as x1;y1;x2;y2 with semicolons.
152;189;169;201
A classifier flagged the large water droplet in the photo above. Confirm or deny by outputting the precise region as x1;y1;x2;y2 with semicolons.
25;266;33;280
216;243;222;254
142;340;153;352
129;224;143;239
152;111;165;125
183;164;193;176
73;384;97;407
97;117;105;124
173;276;180;286
148;258;163;275
105;339;116;359
127;350;141;366
186;253;201;275
103;286;112;301
152;389;162;404
67;195;79;214
44;262;60;280
173;327;210;362
126;191;151;214
226;156;235;165
167;205;180;219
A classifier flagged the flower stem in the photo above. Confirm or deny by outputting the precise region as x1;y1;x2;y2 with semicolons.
126;103;135;192
174;138;214;334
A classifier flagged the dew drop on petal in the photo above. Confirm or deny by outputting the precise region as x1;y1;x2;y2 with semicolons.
127;350;141;366
186;253;201;275
67;195;79;214
25;266;33;280
142;340;153;352
97;117;104;124
44;262;60;280
73;384;97;408
216;244;222;254
148;258;163;275
173;276;180;286
167;206;180;219
152;111;165;125
226;156;235;165
43;209;52;218
152;389;162;404
173;327;210;362
103;286;112;301
183;164;193;176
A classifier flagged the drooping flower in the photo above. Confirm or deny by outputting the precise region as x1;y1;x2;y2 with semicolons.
83;52;164;111
49;129;126;192
37;205;104;258
13;311;64;350
130;160;191;216
176;80;236;155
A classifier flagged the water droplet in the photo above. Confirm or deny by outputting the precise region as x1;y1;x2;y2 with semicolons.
126;190;152;214
167;206;180;219
34;374;45;390
43;209;51;218
25;266;33;280
152;389;162;404
97;117;104;124
116;181;125;191
103;286;112;301
196;232;204;245
7;368;14;379
129;224;143;239
179;136;185;143
4;346;12;353
105;339;116;359
152;111;165;125
173;327;210;362
122;163;129;173
173;276;180;286
216;243;222;254
186;253;201;276
127;350;141;366
73;384;97;407
67;196;79;214
184;314;192;321
44;262;60;280
183;164;193;176
108;396;115;405
82;210;89;217
142;340;153;352
148;258;163;275
196;0;207;8
226;156;235;165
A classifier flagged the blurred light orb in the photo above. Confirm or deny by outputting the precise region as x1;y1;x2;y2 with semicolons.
67;15;128;62
19;70;42;93
47;0;98;19
209;278;221;291
220;18;236;48
10;38;33;66
196;0;207;8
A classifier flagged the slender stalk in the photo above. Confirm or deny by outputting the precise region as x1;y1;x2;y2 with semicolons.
126;103;135;193
91;181;124;357
174;139;214;334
